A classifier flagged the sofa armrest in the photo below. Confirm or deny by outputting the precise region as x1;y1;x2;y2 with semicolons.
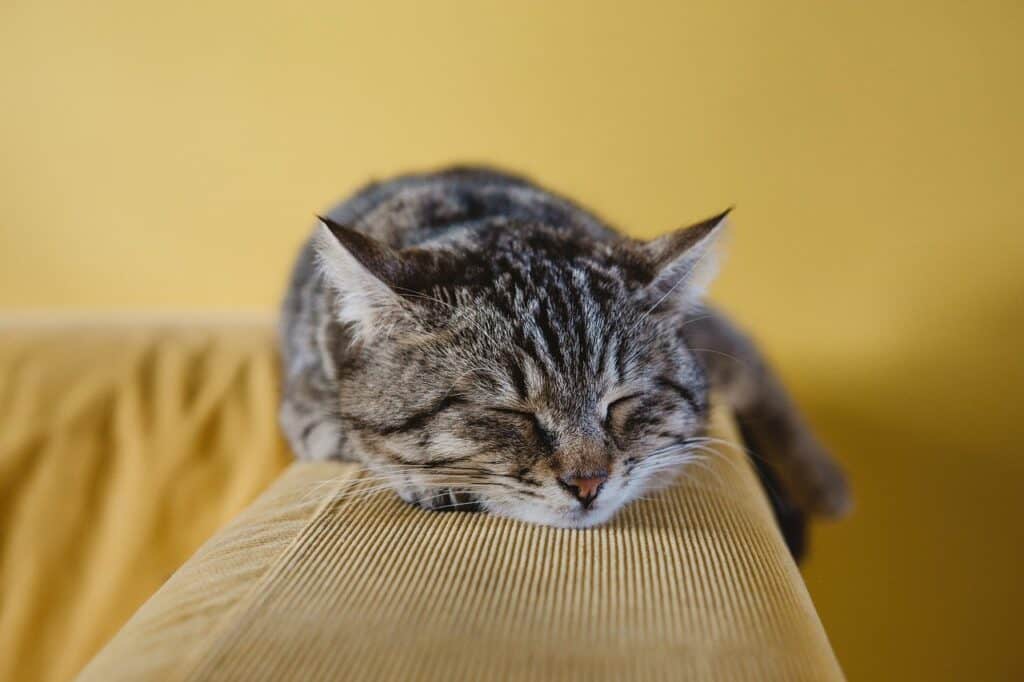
0;317;292;682
77;409;843;681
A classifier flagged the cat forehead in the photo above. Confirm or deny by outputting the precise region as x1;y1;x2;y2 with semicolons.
435;277;636;333
424;251;639;311
428;221;650;283
431;287;665;383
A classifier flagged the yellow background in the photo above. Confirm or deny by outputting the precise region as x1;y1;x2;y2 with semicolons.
2;1;1022;680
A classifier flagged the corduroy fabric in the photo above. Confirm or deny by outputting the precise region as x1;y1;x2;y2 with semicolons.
78;414;843;681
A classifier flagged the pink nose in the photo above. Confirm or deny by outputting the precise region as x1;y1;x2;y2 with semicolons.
558;473;608;508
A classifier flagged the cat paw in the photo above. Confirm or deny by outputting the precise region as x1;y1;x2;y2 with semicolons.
787;436;854;519
398;488;482;513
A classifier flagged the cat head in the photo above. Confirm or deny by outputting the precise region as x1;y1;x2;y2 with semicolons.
314;211;728;528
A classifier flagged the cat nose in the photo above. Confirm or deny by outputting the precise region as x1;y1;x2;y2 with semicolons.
557;472;608;509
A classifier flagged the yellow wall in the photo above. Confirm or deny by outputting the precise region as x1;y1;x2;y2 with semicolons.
2;1;1022;679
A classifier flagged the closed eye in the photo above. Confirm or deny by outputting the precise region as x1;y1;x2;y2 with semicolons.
603;393;642;425
487;407;555;450
656;377;704;415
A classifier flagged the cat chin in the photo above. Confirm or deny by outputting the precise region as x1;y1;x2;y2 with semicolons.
484;498;624;529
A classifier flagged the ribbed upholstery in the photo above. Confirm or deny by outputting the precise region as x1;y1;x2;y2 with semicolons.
1;318;842;681
78;410;843;681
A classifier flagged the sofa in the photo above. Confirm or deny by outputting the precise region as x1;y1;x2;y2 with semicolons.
0;318;843;681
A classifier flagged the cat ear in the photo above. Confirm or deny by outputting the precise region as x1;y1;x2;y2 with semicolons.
313;216;419;341
639;208;731;310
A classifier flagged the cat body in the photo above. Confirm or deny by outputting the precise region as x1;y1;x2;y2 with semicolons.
280;167;849;547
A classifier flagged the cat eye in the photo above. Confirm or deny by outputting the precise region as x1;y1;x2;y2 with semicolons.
487;407;555;449
603;393;641;426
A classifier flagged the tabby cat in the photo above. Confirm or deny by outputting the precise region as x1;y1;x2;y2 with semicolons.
279;167;849;555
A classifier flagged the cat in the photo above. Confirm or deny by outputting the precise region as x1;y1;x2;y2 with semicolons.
279;166;850;555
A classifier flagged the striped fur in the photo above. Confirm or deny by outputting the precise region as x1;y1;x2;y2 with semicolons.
279;167;849;533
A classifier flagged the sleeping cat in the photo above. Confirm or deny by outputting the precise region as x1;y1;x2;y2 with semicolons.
279;166;849;555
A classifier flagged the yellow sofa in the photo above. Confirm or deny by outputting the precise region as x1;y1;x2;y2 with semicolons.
1;319;842;681
5;0;1024;678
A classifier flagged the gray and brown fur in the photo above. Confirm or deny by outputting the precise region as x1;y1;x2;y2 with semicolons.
279;167;850;551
